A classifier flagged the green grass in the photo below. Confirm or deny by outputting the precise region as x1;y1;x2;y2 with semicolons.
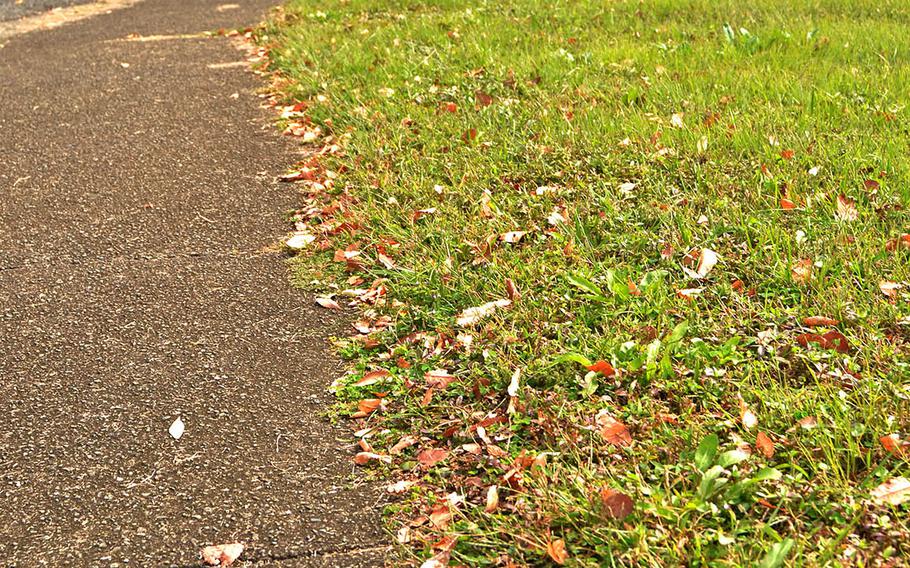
258;0;910;565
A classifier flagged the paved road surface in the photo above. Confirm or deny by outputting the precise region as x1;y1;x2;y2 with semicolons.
0;1;386;565
0;0;94;22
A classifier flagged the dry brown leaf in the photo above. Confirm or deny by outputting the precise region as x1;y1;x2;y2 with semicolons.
871;477;910;506
425;369;458;389
797;416;818;429
886;234;910;251
505;278;521;302
880;280;901;300
739;398;758;430
201;543;244;566
546;538;568;565
377;253;396;269
456;299;511;326
835;194;858;221
390;435;419;454
596;410;632;447
417;448;449;467
500;230;528;244
791;259;813;284
354;369;390;387
756;432;775;458
412;207;437;221
484;485;499;512
599;489;634;520
356;398;381;416
315;297;341;310
429;504;453;528
354;451;391;465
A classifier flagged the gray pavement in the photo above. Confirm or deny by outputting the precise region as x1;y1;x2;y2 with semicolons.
0;0;94;22
0;1;386;566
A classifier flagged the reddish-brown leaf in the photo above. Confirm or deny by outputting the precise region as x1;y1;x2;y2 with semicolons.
780;198;796;210
780;149;795;160
505;278;521;302
354;451;391;465
390;435;419;455
355;369;390;387
475;90;494;107
597;411;632;447
885;234;910;251
822;330;851;353
599;489;634;520
429;504;453;528
803;316;839;327
425;369;458;389
357;398;381;415
417;448;449;467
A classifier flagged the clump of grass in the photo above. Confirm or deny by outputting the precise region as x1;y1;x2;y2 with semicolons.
258;0;910;565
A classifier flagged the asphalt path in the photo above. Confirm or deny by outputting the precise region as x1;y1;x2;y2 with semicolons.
0;0;94;22
0;1;386;565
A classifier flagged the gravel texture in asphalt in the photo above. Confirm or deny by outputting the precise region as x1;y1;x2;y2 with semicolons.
0;0;94;22
0;1;386;566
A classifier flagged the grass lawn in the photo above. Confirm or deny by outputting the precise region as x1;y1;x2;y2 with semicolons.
256;0;910;565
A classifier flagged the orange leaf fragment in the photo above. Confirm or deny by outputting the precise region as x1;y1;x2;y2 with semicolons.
756;432;775;458
802;316;838;327
885;234;910;251
780;198;796;210
586;360;616;377
356;398;382;416
425;369;458;389
429;504;453;528
596;410;632;447
505;278;521;302
880;434;909;456
354;451;391;465
546;538;568;565
390;435;419;455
